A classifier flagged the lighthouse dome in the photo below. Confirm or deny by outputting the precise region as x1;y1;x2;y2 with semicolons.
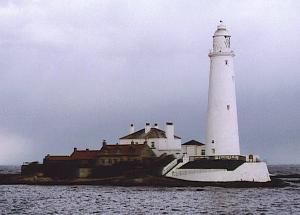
214;21;230;37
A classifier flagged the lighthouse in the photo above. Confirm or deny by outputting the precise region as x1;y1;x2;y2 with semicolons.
166;22;270;182
205;21;240;156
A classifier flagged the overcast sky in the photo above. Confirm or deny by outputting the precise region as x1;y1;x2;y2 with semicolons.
0;0;299;165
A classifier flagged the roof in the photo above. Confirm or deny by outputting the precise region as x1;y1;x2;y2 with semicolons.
214;22;230;36
45;156;71;161
182;140;205;146
45;149;101;161
70;150;100;160
119;128;181;140
99;144;151;156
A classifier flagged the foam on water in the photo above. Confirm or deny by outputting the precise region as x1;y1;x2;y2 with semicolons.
0;185;300;214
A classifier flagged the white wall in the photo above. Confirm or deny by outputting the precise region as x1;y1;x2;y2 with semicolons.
182;145;206;156
167;162;270;182
119;137;182;156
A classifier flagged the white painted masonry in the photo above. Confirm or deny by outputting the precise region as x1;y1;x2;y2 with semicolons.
206;21;240;156
119;122;182;156
167;162;270;182
129;124;134;134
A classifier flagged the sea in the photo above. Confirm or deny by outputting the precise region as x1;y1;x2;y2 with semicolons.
0;165;299;215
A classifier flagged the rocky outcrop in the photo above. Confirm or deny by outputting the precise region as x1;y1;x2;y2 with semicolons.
0;173;288;188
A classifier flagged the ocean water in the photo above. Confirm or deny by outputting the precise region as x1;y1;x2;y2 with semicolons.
0;165;300;215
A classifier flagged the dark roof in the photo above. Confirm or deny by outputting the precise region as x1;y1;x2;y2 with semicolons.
182;140;205;146
179;159;245;171
120;128;147;139
119;128;181;140
70;150;100;160
99;144;152;156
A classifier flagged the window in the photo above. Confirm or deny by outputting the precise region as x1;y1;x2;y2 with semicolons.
225;36;230;48
227;105;230;110
201;150;205;156
225;60;228;65
151;142;155;148
249;154;253;162
212;149;215;154
212;140;215;144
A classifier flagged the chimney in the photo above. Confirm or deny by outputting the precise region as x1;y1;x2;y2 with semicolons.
145;122;151;133
129;123;134;134
165;122;174;139
102;139;107;146
74;147;77;152
154;123;159;129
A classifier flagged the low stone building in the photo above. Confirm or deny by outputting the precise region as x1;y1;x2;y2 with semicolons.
21;161;43;176
70;148;100;178
43;148;100;178
43;155;77;178
24;141;158;179
96;142;156;166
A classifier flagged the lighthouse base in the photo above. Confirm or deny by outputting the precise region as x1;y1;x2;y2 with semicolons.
166;159;270;182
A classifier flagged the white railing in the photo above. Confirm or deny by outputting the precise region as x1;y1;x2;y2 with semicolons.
189;155;246;161
171;168;226;177
161;159;178;175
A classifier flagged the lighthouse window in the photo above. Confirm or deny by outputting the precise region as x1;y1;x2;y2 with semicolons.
227;105;230;110
225;36;230;48
151;142;155;148
212;140;215;144
225;60;228;65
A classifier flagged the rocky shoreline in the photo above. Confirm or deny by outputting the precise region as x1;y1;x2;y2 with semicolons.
0;173;288;188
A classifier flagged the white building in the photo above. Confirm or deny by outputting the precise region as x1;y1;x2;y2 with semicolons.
181;140;206;157
119;122;182;156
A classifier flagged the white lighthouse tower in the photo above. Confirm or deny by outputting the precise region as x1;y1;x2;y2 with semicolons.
166;22;270;182
206;21;240;156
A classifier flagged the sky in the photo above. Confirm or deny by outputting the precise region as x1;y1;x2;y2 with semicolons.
0;0;299;165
